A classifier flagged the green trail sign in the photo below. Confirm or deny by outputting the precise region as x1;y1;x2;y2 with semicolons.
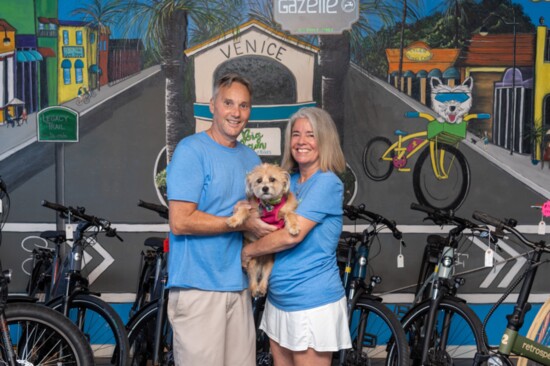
273;0;359;35
37;106;79;142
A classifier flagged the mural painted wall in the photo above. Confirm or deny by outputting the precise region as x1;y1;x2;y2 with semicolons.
0;0;549;345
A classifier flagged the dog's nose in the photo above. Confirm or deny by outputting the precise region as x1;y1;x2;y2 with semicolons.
262;186;269;193
449;105;456;112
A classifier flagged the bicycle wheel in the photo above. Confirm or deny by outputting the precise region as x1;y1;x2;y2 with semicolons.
3;302;94;366
48;294;130;365
412;143;470;210
345;298;409;366
398;298;486;366
362;137;394;181
517;298;550;366
127;301;173;366
76;98;83;106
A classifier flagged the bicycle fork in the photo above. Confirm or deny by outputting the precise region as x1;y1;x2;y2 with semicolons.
420;246;455;365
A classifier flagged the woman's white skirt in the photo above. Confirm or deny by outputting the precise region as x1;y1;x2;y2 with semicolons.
259;297;352;352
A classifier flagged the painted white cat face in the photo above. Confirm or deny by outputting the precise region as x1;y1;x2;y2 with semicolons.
430;77;473;124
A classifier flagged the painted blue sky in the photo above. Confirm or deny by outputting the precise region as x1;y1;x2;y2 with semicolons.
58;0;550;38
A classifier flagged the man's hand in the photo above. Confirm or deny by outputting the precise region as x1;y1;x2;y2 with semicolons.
243;209;277;238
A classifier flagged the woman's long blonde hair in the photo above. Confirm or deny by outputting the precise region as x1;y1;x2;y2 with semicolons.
281;107;346;174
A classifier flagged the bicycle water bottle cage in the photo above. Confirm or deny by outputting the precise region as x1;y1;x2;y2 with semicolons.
394;129;408;136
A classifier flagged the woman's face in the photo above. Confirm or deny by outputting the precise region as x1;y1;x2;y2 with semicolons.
290;117;320;171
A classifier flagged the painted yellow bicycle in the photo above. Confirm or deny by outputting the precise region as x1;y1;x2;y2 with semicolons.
362;111;490;210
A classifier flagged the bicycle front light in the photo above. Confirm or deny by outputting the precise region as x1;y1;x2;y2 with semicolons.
442;256;453;267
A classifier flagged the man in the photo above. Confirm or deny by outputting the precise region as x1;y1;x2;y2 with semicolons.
166;73;275;365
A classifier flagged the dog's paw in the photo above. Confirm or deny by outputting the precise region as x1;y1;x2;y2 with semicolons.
226;215;242;228
286;221;300;236
253;285;267;297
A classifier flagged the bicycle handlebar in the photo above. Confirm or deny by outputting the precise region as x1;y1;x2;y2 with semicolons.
473;210;548;252
411;202;480;231
344;204;403;241
405;111;490;122
137;200;169;220
41;200;123;241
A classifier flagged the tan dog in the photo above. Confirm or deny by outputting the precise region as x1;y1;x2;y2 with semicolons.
227;163;299;297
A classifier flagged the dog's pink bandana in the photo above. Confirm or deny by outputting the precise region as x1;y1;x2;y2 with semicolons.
258;196;287;229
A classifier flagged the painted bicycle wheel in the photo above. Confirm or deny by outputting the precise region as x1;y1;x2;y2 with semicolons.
362;137;394;181
413;143;470;211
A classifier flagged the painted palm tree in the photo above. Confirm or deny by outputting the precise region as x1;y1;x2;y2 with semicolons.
115;0;244;161
72;0;120;91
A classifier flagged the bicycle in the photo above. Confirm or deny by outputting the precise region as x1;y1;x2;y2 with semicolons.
37;200;130;365
76;88;92;106
128;200;169;318
0;177;95;366
387;203;491;366
362;111;490;210
125;200;173;366
338;204;410;366
127;200;275;366
470;209;550;366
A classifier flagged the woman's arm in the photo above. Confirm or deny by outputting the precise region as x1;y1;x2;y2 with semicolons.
241;215;317;268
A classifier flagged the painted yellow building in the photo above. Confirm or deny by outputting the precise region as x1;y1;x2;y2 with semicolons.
57;21;97;104
534;24;550;161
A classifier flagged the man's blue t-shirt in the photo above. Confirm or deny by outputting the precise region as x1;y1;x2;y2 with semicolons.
166;131;261;291
267;170;345;311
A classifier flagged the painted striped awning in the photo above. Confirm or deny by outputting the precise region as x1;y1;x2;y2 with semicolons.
194;102;317;122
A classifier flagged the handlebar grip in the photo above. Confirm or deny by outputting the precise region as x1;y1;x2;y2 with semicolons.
410;202;437;215
138;200;169;217
41;200;68;213
472;211;503;227
405;111;419;118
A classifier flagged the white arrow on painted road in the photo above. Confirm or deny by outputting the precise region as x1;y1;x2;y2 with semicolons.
65;237;114;285
468;236;527;288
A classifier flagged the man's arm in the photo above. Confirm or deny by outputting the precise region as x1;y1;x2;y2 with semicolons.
169;200;277;237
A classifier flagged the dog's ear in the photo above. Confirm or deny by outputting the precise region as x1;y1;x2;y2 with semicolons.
462;77;473;90
245;175;255;199
282;171;291;194
430;77;442;89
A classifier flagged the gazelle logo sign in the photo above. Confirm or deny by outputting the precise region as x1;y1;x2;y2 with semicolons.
274;0;359;34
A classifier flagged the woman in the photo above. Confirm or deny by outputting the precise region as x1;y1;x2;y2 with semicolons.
242;107;351;365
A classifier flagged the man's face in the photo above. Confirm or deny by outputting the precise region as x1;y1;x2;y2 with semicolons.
209;82;251;142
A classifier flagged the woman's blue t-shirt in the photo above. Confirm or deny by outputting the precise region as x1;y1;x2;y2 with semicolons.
267;170;345;311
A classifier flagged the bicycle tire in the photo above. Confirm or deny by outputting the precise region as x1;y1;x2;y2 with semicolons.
76;98;83;106
396;297;486;365
3;302;94;366
412;143;470;210
126;300;173;366
48;294;130;366
517;298;550;366
362;137;394;181
345;298;409;366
